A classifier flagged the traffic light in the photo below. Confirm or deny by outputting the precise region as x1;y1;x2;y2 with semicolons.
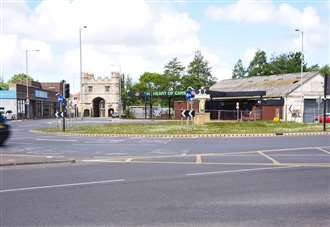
64;83;70;98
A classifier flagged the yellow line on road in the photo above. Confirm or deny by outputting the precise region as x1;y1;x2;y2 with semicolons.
125;158;133;162
196;154;203;164
257;151;281;165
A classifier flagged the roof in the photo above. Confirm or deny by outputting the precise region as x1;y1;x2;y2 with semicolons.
210;72;319;98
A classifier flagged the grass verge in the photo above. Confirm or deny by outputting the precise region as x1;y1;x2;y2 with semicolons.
36;121;326;135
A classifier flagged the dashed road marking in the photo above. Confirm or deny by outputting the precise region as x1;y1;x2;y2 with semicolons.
0;179;125;193
257;151;281;165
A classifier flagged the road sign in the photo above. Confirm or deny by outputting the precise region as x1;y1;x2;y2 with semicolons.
181;110;195;118
25;98;30;105
236;102;239;110
55;112;64;118
57;95;63;103
185;88;194;102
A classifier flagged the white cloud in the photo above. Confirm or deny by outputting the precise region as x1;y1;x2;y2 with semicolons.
243;48;256;66
1;0;212;91
206;0;274;24
205;0;328;50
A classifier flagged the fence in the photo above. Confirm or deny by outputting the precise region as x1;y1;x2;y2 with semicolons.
206;109;263;121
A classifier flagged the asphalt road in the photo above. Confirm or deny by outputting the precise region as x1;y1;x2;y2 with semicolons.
1;119;329;226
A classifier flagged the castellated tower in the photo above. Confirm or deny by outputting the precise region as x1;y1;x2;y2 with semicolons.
79;72;121;117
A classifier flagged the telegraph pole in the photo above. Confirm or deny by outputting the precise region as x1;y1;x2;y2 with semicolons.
323;75;328;132
62;80;66;132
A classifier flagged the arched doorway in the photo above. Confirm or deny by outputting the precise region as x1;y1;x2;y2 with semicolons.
108;108;114;117
92;97;105;117
83;109;90;117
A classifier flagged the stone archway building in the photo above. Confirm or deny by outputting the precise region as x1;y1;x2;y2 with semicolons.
79;72;121;117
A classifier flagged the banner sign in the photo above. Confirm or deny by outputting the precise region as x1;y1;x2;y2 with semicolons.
129;91;186;97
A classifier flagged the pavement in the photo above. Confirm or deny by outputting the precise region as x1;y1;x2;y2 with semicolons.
0;118;329;226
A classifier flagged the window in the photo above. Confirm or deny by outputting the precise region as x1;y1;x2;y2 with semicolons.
105;86;110;92
88;86;93;92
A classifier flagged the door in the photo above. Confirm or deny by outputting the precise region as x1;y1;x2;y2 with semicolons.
303;99;318;123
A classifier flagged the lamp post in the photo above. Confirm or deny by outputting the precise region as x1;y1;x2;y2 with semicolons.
147;82;154;119
79;25;87;117
168;81;181;119
295;28;304;122
25;49;40;119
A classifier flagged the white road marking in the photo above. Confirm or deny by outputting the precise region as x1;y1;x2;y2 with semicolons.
0;179;125;193
186;166;298;177
36;138;78;142
317;147;330;155
257;151;280;165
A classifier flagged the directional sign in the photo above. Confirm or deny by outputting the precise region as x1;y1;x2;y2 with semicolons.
57;95;63;103
181;110;195;118
55;112;64;118
186;90;193;102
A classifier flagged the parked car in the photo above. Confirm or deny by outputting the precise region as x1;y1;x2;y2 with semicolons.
5;110;16;120
314;113;330;123
111;112;119;118
0;114;10;145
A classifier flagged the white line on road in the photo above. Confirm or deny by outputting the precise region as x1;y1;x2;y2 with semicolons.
0;179;125;193
317;147;330;155
36;138;78;142
186;165;298;177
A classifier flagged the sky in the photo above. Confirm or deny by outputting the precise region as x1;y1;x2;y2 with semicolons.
0;0;329;92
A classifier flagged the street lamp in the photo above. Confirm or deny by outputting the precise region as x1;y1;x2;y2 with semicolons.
168;81;181;119
295;28;304;122
25;49;40;119
79;25;87;116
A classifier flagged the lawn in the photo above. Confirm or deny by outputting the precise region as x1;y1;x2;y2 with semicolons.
37;121;326;135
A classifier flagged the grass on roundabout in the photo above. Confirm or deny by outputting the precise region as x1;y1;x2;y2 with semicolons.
37;121;326;135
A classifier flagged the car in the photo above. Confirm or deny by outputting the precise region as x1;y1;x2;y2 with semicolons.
0;114;10;145
5;110;16;120
314;113;330;123
111;112;119;118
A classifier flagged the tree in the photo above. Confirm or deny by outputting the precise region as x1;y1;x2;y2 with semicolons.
232;59;246;79
134;72;168;92
8;73;34;84
320;65;330;77
306;64;319;72
0;83;9;90
163;57;185;91
247;50;271;77
182;50;216;89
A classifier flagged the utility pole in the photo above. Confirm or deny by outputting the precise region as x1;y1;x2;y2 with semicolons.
62;80;66;132
25;49;40;119
79;26;87;117
295;29;304;122
323;75;328;132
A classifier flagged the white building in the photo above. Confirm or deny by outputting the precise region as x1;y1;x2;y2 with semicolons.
209;72;329;123
79;72;121;117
